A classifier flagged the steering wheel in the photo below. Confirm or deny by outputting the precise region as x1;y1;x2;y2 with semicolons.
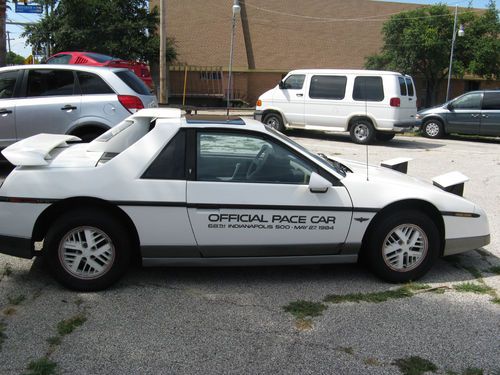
246;144;273;180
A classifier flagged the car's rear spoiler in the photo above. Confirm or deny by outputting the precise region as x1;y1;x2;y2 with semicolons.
381;157;412;174
432;171;469;197
1;134;80;166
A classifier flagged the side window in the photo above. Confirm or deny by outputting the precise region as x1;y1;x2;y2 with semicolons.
405;77;415;96
142;130;186;180
482;92;500;110
398;77;407;96
0;70;18;99
451;93;482;110
27;69;75;97
353;76;384;102
283;74;305;90
197;132;314;184
77;72;114;94
309;75;347;100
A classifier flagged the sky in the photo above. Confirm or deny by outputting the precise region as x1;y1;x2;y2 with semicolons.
6;0;499;58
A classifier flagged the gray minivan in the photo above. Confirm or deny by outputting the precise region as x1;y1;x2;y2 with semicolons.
0;64;157;148
417;90;500;138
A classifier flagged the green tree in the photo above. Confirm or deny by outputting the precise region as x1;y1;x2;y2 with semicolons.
6;51;25;65
22;0;176;64
365;2;500;107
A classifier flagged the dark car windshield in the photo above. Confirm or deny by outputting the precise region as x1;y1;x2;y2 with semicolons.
116;70;151;95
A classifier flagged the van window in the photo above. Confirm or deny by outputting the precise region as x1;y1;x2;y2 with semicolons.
405;77;415;96
283;75;305;90
309;75;347;100
452;92;481;110
482;92;500;110
398;77;407;96
353;76;384;102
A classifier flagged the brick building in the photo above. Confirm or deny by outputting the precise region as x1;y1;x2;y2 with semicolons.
150;0;497;107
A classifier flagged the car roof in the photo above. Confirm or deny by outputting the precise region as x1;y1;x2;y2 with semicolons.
287;69;404;76
0;64;128;74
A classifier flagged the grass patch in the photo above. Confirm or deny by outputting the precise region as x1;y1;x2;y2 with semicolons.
491;297;500;305
393;356;438;375
24;357;58;375
488;266;500;275
364;357;382;366
3;307;16;316
0;320;6;351
8;294;26;305
462;368;483;375
46;336;62;346
324;286;413;304
405;282;431;291
283;300;327;320
294;318;314;331
453;282;493;295
56;314;87;336
462;266;483;279
3;264;12;277
337;346;354;355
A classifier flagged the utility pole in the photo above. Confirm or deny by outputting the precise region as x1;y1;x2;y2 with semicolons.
0;0;6;67
6;30;10;53
240;0;255;70
159;0;169;104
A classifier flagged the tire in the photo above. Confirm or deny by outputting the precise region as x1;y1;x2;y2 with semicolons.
365;210;439;283
262;112;284;132
375;131;395;142
350;119;375;144
422;119;444;139
44;209;131;291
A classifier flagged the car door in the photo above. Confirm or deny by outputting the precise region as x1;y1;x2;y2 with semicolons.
15;68;82;140
446;92;482;135
186;129;353;257
273;74;305;126
0;70;21;148
305;75;348;128
480;91;500;137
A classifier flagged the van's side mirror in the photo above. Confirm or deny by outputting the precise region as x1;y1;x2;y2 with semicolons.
278;81;286;89
308;172;332;193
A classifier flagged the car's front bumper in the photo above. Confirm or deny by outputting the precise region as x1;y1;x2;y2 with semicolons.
0;234;33;259
443;234;490;256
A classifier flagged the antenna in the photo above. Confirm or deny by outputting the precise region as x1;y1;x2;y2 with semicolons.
366;144;369;181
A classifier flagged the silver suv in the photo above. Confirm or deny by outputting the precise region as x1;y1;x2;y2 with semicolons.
0;64;157;147
417;90;500;138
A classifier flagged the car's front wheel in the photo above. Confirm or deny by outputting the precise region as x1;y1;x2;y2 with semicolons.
44;210;131;291
422;119;444;138
365;210;439;282
262;112;284;132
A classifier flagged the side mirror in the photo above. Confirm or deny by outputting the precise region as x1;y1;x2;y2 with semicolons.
447;102;454;111
308;172;332;193
278;81;286;89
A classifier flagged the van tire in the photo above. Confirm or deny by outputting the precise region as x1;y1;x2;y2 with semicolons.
262;113;284;132
350;119;375;144
375;132;395;142
422;119;444;139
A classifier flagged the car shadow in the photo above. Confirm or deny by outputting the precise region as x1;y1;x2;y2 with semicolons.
446;134;500;144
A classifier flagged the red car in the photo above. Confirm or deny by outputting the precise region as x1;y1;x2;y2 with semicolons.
47;51;154;89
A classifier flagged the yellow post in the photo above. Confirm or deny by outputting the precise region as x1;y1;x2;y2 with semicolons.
182;64;188;106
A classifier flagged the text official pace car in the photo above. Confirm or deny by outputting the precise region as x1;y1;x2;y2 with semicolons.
0;109;490;290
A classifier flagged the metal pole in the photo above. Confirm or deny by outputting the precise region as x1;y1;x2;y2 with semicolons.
182;64;188;106
226;1;240;116
446;5;458;102
159;0;169;104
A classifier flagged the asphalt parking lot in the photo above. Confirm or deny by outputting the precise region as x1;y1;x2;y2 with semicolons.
0;133;499;375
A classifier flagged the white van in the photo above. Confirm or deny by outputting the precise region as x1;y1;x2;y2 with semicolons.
254;69;420;144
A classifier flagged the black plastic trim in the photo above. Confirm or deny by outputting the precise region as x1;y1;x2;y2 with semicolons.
0;235;33;259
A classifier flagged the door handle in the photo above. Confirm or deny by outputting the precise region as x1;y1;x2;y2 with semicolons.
471;114;479;118
296;93;303;97
482;114;488;118
61;105;77;111
0;109;12;115
408;98;413;101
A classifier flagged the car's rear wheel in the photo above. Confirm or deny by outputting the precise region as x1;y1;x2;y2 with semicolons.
262;112;284;132
365;210;439;282
350;119;375;144
422;119;444;138
375;131;396;142
44;210;131;291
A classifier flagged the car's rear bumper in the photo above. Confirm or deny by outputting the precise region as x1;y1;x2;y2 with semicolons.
443;234;490;256
0;234;33;259
393;119;422;129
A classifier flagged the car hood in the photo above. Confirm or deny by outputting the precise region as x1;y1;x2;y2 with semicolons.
417;104;448;115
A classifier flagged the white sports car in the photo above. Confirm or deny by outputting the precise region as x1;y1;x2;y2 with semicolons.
0;109;490;291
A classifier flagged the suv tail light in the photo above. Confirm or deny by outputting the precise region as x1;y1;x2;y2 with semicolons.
390;97;401;107
118;95;144;113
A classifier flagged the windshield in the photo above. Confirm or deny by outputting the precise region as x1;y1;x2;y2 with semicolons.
266;127;347;177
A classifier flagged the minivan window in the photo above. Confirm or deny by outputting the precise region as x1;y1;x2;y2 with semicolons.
405;77;414;96
77;72;114;95
27;69;75;97
309;75;347;100
353;76;384;102
116;70;150;95
398;77;407;96
482;92;500;110
283;74;305;90
0;70;19;99
451;93;481;110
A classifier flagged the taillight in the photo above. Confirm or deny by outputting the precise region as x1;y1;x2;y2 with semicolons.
390;97;401;107
256;99;262;107
118;95;144;113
